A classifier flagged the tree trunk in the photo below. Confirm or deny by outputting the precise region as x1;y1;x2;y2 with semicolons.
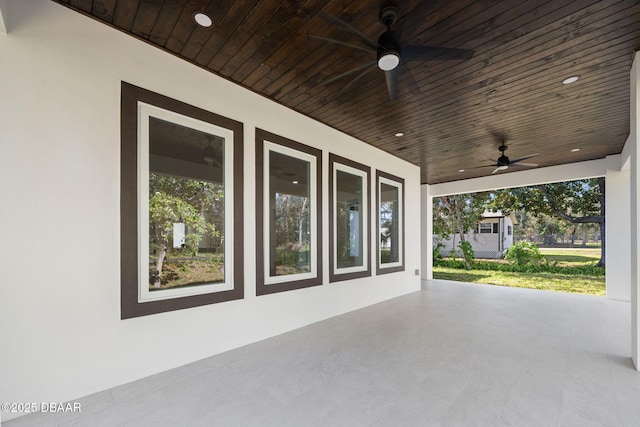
298;197;307;247
597;220;605;267
454;209;472;270
451;232;457;259
153;245;167;288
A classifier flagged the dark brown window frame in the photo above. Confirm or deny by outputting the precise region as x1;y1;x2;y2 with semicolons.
255;128;322;295
329;154;371;283
376;170;405;275
121;82;244;319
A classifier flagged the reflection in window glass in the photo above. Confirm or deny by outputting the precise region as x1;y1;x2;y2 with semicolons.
269;151;311;276
380;182;400;264
336;170;363;269
148;117;225;291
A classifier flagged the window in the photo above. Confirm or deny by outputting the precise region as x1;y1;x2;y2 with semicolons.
120;82;244;319
329;154;371;282
493;222;499;234
376;170;404;274
479;223;492;234
256;129;322;295
508;225;512;236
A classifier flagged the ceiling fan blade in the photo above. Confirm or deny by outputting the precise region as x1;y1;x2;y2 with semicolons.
403;45;474;61
486;157;498;163
491;167;502;175
337;64;377;98
510;153;540;163
466;164;495;170
323;60;377;86
393;15;409;43
511;162;539;167
385;69;399;100
318;11;379;51
308;34;374;53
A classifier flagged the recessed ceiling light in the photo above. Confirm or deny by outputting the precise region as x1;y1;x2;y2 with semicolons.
395;132;404;137
292;180;299;184
193;12;213;28
458;169;465;172
562;76;579;84
571;148;581;152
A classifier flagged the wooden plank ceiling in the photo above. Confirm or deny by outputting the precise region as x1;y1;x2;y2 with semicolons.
54;0;640;184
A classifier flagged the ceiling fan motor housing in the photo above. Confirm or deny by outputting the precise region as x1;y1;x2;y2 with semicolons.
497;154;510;166
497;144;509;166
377;31;401;68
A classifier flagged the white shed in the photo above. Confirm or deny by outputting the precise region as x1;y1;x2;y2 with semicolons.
436;211;517;259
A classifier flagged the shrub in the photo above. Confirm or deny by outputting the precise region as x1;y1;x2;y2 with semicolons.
433;243;444;261
434;258;604;276
504;241;544;266
458;241;474;262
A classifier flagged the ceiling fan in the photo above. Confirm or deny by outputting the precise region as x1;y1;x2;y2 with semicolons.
309;4;474;100
475;143;540;175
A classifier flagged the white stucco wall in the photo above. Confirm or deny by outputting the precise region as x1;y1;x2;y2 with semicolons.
421;184;433;281
0;1;421;420
630;53;640;369
606;156;631;302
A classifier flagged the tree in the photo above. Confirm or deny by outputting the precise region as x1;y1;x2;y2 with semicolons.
535;214;569;246
433;193;489;269
148;173;220;288
273;193;309;248
490;178;605;267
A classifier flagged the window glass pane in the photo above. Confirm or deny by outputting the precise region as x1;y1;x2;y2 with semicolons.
492;223;499;233
480;223;492;233
121;83;243;318
336;170;364;269
148;117;225;291
269;151;311;276
380;183;400;264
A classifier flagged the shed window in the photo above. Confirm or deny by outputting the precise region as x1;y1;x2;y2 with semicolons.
479;223;492;234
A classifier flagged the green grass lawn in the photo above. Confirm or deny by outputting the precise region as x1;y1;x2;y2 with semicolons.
433;267;605;295
433;247;605;295
538;247;601;265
